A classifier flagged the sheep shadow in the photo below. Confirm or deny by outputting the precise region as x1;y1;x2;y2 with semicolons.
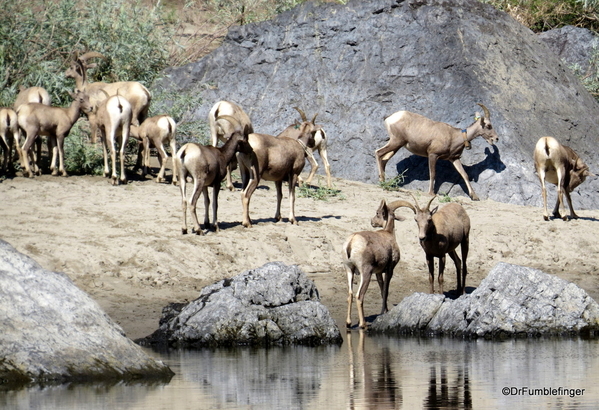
393;146;505;194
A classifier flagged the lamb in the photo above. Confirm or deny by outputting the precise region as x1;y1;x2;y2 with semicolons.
65;51;150;143
396;194;470;295
237;120;320;228
0;108;19;173
17;91;90;178
375;104;499;200
175;116;250;235
84;93;133;185
533;136;594;221
208;100;254;190
130;115;178;184
342;199;408;329
277;108;332;188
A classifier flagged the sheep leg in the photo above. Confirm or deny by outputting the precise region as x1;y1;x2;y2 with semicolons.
109;134;119;185
170;138;178;185
451;158;479;201
241;173;258;228
179;171;189;234
318;146;333;188
426;255;435;293
274;180;283;222
140;137;150;177
56;135;68;177
553;168;566;220
48;136;58;176
301;150;318;186
356;265;373;329
345;264;355;328
119;128;128;185
101;132;110;178
538;169;550;221
288;174;299;224
211;182;220;232
20;130;37;178
448;250;462;295
564;190;579;220
427;154;439;196
376;269;391;315
156;143;169;183
374;143;399;182
438;255;446;294
188;180;204;235
460;239;469;295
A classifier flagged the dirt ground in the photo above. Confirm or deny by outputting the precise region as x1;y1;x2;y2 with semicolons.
1;166;599;340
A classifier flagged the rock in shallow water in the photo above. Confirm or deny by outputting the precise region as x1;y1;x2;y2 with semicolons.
138;262;343;348
371;262;599;339
0;240;173;388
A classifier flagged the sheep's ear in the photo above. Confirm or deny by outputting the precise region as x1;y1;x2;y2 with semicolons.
430;206;439;215
243;124;250;137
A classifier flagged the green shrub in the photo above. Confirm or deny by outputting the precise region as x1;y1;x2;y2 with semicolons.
298;177;345;201
378;169;408;192
0;0;171;107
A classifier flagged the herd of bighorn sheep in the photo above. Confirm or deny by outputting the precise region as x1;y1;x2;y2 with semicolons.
1;50;596;330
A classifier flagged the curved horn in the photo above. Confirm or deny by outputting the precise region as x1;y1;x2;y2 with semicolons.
79;51;106;63
311;113;318;124
387;200;417;214
477;103;490;120
216;115;242;132
409;193;422;211
293;107;307;122
424;195;436;211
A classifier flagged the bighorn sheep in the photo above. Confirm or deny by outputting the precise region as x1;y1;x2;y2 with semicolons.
342;199;407;329
65;51;150;143
13;86;51;110
375;104;499;200
396;194;470;295
209;100;254;190
17;92;90;178
278;108;332;188
12;86;52;171
130;115;178;184
0;108;19;173
533;136;594;221
237;120;320;228
175;116;250;235
84;93;133;185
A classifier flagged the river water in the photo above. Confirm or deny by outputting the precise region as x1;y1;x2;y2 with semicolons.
2;333;598;409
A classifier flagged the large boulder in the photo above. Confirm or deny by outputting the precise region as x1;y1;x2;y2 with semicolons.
137;262;343;348
539;25;599;74
158;0;599;208
370;262;599;338
0;240;173;388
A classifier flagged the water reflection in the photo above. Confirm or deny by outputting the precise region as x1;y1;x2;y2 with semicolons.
2;335;599;409
347;330;402;409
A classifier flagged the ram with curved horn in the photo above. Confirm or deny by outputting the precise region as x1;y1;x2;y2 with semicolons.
278;107;332;188
65;51;151;143
395;193;471;295
375;104;498;200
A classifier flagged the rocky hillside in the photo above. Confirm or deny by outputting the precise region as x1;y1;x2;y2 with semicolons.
158;0;599;208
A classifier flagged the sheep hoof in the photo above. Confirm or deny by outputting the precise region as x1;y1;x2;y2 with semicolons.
51;169;59;176
181;228;188;235
543;215;550;221
470;193;480;201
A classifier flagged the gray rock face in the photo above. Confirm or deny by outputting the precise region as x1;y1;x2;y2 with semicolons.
138;262;343;348
157;0;599;208
540;25;599;74
0;240;173;388
371;262;599;338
